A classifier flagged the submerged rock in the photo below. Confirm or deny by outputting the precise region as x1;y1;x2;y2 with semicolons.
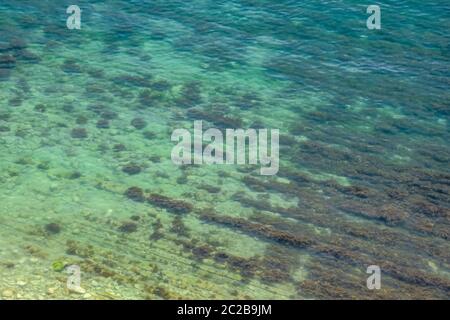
71;128;88;139
131;117;147;130
75;116;88;125
8;97;22;107
9;38;27;50
34;104;46;112
0;68;11;80
96;119;110;129
143;131;156;140
45;223;61;235
61;59;82;73
0;54;16;68
177;81;202;107
138;89;159;106
113;144;126;152
100;110;118;120
125;187;145;202
69;172;82;180
118;221;138;233
16;49;40;63
147;194;193;214
170;216;189;237
186;108;243;128
151;80;171;92
63;104;74;113
112;75;151;88
122;164;142;175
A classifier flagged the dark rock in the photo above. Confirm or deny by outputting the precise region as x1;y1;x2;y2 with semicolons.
131;118;147;130
100;111;118;120
71;128;88;139
118;221;138;233
0;113;10;121
151;80;171;91
0;54;16;68
16;49;40;63
8;97;22;107
61;59;82;73
9;38;27;50
113;144;126;152
112;75;151;88
170;216;189;237
176;176;188;184
177;82;202;107
88;104;106;115
143;131;156;140
0;68;11;80
37;162;50;170
34;104;46;112
149;155;161;163
96;119;110;129
125;187;145;202
199;185;221;194
138;89;159;106
75;116;88;125
122;164;142;175
63;104;74;113
45;223;61;235
69;172;82;179
147;194;193;214
186;108;243;128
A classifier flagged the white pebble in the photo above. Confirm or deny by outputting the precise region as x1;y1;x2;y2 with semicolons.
2;289;14;298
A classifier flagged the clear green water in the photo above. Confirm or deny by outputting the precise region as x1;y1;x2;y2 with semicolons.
0;1;449;299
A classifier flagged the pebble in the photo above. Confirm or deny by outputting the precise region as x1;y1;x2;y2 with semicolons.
69;286;86;294
2;289;14;298
47;287;57;294
17;281;27;287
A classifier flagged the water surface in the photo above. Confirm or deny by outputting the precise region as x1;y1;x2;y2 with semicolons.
0;0;449;299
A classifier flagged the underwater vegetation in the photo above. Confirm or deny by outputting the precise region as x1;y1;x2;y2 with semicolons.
125;187;145;202
118;221;138;233
0;0;449;300
131;118;147;130
147;194;193;214
122;164;142;175
44;223;62;235
71;128;88;139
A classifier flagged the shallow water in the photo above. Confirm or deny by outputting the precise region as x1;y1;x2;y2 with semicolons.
0;1;449;299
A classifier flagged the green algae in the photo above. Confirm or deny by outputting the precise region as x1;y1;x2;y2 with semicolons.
0;0;449;300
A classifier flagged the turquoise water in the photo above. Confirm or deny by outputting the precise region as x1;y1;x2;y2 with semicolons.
0;1;449;299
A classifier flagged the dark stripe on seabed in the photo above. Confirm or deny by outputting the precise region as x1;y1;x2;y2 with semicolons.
237;176;450;264
121;182;450;296
241;171;450;241
195;209;450;296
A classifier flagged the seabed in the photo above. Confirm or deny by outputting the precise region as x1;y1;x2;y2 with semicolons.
0;1;449;300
